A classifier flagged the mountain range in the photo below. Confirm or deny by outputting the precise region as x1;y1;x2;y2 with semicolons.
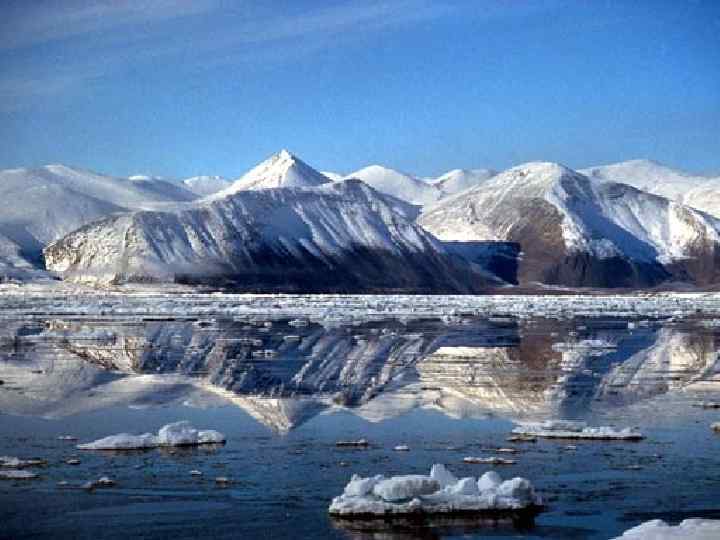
2;150;719;290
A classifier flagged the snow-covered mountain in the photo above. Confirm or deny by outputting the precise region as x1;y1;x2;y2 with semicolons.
431;168;496;196
0;164;197;271
181;175;231;197
346;165;441;206
582;159;720;218
321;171;345;182
44;153;501;292
419;162;720;287
211;149;331;198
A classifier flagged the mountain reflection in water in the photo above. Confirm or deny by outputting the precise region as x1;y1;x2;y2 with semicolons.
1;316;718;430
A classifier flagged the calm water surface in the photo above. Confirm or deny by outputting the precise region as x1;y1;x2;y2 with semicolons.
1;314;719;539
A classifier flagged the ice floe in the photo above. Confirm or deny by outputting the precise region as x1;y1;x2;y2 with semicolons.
611;518;720;539
512;420;644;440
83;476;115;490
0;456;46;468
335;439;369;447
328;464;541;516
463;457;516;465
0;470;39;480
77;421;225;450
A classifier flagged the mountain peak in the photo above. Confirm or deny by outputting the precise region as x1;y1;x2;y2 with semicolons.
209;150;331;199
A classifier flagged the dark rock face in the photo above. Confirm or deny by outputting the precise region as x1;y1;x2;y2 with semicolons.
467;197;669;288
541;253;670;289
442;241;520;285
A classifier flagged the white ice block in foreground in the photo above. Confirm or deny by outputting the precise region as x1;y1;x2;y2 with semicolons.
611;519;720;539
77;421;225;450
328;464;541;516
512;420;644;440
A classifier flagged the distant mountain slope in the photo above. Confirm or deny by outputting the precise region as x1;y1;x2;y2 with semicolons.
0;164;198;267
346;165;441;206
127;174;197;201
181;175;231;197
45;154;503;292
582;159;720;218
431;168;496;196
420;162;720;287
321;171;345;182
212;150;331;198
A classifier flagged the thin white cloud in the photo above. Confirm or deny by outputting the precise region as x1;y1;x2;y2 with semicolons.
0;0;222;50
0;0;452;111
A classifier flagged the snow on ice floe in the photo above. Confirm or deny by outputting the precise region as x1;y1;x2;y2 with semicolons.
77;421;225;450
328;464;541;517
512;420;644;440
611;519;720;539
0;456;46;468
0;470;39;480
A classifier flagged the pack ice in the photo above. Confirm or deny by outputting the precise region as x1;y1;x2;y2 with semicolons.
77;421;225;450
328;464;541;516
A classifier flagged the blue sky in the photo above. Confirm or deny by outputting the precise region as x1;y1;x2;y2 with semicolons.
1;0;718;179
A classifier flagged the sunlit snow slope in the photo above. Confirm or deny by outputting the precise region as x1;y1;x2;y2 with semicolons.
582;159;720;219
0;164;197;272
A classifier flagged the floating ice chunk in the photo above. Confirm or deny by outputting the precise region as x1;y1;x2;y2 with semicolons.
496;478;537;506
393;445;410;451
77;432;158;450
0;456;46;468
712;423;720;433
157;421;225;446
77;421;226;450
463;456;516;465
446;477;479;496
328;464;541;516
611;518;720;539
0;470;38;480
335;439;369;447
372;475;440;502
512;421;644;440
477;471;502;492
430;463;457;488
344;474;384;497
